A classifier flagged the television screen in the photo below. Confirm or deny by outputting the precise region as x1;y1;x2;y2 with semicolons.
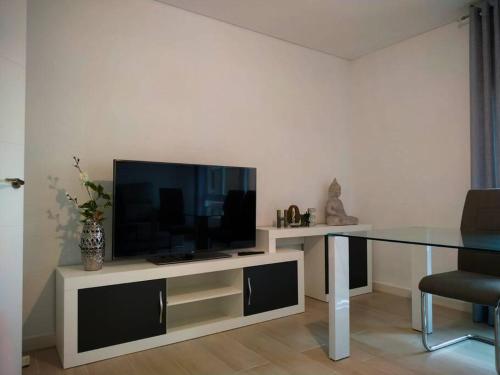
112;160;256;259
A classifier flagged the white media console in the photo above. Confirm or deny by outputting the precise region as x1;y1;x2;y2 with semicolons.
257;224;372;301
56;249;304;368
56;224;371;368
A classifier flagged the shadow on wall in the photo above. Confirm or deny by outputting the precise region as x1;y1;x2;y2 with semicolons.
47;175;79;267
23;177;113;348
47;176;113;267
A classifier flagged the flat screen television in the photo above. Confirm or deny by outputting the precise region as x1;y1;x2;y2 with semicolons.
112;160;256;262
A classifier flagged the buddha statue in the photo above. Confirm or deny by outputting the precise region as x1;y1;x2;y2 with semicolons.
325;178;358;226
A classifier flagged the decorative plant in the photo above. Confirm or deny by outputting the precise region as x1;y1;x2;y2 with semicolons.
66;156;112;223
301;212;311;227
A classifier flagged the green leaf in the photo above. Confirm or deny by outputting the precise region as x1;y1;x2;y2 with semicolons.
85;181;98;191
78;202;92;209
102;193;111;200
81;200;97;211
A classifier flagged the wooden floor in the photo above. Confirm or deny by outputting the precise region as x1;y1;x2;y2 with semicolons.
23;292;497;375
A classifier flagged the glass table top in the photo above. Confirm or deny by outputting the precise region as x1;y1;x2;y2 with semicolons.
329;227;500;252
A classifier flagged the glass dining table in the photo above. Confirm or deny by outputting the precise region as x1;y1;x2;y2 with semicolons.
327;227;500;361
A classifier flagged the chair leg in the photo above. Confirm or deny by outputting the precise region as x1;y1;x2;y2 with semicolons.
421;292;498;373
421;292;477;350
420;292;500;375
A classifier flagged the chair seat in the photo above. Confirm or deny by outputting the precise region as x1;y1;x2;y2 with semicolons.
419;270;500;306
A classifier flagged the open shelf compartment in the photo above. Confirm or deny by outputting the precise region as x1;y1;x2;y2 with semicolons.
167;294;243;332
167;269;243;307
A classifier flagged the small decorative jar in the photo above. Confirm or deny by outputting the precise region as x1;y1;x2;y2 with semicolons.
307;208;317;226
80;219;105;271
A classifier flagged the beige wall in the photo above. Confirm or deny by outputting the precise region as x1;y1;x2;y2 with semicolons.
24;0;471;346
350;22;470;291
24;0;353;343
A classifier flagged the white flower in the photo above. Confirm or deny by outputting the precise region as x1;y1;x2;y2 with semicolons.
79;172;89;184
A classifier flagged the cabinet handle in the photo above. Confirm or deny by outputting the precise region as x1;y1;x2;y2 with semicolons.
247;277;252;306
159;290;163;324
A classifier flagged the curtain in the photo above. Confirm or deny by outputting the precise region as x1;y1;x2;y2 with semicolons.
470;0;500;324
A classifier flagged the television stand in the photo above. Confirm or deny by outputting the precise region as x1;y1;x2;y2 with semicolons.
56;249;304;368
147;252;231;265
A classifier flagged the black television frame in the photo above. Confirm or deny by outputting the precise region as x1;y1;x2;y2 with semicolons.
111;159;257;260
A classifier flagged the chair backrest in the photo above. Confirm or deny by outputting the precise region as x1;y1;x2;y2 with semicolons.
458;189;500;276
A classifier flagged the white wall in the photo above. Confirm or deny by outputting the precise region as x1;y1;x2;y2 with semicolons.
24;0;353;345
350;22;470;292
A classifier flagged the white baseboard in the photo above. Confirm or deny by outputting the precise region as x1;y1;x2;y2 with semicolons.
22;355;30;367
23;333;56;352
433;296;471;313
373;281;471;313
373;281;411;298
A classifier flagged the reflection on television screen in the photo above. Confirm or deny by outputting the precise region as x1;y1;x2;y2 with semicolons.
112;160;256;259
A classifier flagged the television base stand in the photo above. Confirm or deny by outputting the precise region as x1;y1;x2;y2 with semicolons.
147;252;231;265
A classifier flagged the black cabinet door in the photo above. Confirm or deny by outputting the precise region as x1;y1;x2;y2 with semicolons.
78;279;166;352
244;261;298;316
348;237;368;289
324;237;368;294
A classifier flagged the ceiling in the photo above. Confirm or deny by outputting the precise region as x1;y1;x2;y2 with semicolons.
156;0;471;60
